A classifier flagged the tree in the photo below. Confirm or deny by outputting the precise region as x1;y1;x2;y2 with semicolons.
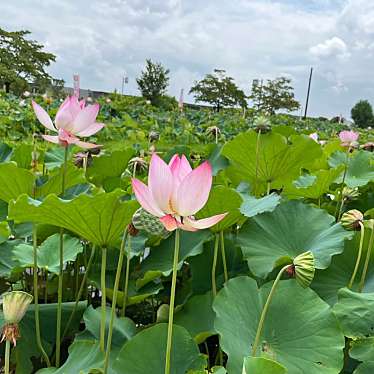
189;69;247;112
136;59;170;105
250;77;300;115
0;27;56;94
351;100;374;128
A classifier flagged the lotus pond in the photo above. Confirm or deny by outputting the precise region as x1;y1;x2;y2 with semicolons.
0;94;373;374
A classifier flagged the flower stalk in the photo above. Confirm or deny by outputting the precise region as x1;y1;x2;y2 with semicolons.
220;231;228;283
358;221;374;292
121;235;132;317
100;247;107;352
348;221;365;289
165;229;181;374
212;233;220;296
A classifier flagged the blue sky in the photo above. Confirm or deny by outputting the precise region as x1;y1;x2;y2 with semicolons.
2;0;374;118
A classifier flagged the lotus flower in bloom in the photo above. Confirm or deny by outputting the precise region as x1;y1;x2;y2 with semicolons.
132;154;227;231
309;132;318;142
339;130;359;147
32;96;104;149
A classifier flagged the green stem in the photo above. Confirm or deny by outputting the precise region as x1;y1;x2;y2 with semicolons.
348;222;365;289
335;151;349;221
266;182;271;195
55;146;68;367
254;131;261;197
61;245;96;341
100;247;107;352
44;270;48;304
121;235;132;317
220;231;228;284
164;229;180;374
33;226;51;367
104;229;128;374
358;226;374;292
4;340;10;374
252;265;290;356
211;234;220;296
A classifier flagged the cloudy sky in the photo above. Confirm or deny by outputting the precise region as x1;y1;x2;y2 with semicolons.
2;0;374;117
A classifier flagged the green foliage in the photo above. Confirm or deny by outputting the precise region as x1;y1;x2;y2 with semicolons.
351;100;374;128
136;59;170;105
189;69;247;111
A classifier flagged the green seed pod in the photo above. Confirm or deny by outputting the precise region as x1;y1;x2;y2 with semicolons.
132;208;170;237
156;304;169;323
341;209;364;231
253;116;271;134
342;187;360;201
293;251;315;288
2;291;33;324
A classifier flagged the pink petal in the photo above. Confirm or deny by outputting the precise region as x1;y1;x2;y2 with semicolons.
175;161;213;216
55;97;75;130
32;101;55;131
72;103;99;134
339;130;359;143
79;99;86;109
183;213;227;230
74;140;102;149
148;154;174;214
41;135;60;144
160;215;178;231
169;154;192;183
76;122;105;137
131;178;164;217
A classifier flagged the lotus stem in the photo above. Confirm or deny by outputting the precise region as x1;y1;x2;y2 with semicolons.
100;247;107;352
348;222;365;289
61;245;96;341
33;226;51;367
335;150;349;221
104;228;128;374
121;235;132;317
358;226;374;292
220;231;228;284
252;264;290;356
4;340;10;374
56;146;68;367
267;182;271;195
165;228;181;374
211;233;220;296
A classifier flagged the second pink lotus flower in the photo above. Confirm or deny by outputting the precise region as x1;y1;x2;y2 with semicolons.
32;96;104;149
132;154;227;231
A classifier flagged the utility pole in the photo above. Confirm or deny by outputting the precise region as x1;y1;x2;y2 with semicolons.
303;67;313;119
121;73;128;95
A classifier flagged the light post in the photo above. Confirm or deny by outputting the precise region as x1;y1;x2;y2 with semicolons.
121;73;129;95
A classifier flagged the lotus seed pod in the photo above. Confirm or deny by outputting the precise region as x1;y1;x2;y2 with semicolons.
206;126;221;137
341;210;364;231
293;251;315;288
132;208;169;237
2;291;33;324
254;116;271;133
149;131;160;142
129;156;148;175
156;304;169;323
342;187;360;201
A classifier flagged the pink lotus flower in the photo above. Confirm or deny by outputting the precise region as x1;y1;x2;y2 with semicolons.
339;130;359;147
132;154;227;231
309;132;318;142
32;96;104;149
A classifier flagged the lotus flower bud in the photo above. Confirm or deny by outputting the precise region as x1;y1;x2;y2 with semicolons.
254;116;271;134
341;210;364;231
1;291;33;345
291;251;315;288
156;304;169;323
149;131;160;143
132;208;169;237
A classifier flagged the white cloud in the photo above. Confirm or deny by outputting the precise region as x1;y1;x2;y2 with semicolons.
309;37;350;59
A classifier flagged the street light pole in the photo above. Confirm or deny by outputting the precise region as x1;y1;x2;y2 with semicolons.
303;67;313;119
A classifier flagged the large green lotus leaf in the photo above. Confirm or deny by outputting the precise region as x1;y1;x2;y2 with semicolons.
237;200;350;278
11;143;33;169
113;323;205;374
207;144;229;176
350;337;374;362
333;288;374;339
8;190;138;247
82;306;136;348
36;340;116;374
329;151;374;188
0;162;34;202
174;292;215;344
284;167;344;199
0;142;13;162
0;239;23;278
222;132;321;191
196;186;243;232
13;233;83;274
312;228;374;305
11;301;86;373
36;163;85;197
243;357;287;374
354;362;374;374
239;193;281;218
43;147;74;170
87;148;134;187
141;230;212;276
213;277;345;374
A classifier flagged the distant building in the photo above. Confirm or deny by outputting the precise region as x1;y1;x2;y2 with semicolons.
63;86;109;99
